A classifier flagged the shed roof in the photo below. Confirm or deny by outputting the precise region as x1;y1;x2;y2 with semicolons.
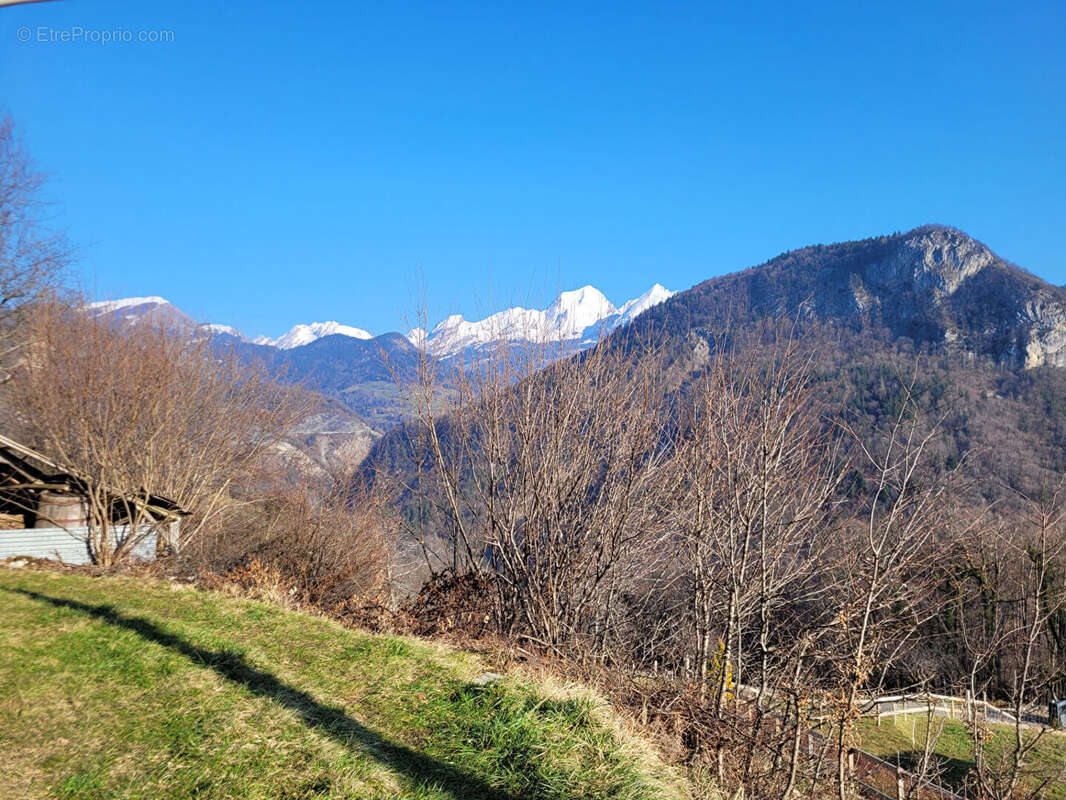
0;432;188;520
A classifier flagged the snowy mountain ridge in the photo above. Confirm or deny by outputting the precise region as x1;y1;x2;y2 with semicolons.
86;283;675;357
86;296;171;314
254;321;374;350
425;283;674;357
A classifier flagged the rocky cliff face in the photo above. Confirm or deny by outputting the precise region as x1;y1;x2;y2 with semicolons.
862;227;997;301
852;227;1066;367
635;225;1066;370
1020;297;1066;368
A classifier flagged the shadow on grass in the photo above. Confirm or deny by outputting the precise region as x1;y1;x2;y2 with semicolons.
878;750;973;788
8;587;518;800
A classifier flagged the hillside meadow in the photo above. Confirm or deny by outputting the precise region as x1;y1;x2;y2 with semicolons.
0;567;686;800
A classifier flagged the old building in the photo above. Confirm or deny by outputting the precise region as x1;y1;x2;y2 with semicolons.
0;433;186;564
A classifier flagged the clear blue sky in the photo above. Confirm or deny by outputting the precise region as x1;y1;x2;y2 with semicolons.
3;0;1063;339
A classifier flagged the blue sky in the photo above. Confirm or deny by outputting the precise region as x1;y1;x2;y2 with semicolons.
2;0;1063;339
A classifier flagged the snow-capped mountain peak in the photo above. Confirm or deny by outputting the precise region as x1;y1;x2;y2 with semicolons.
198;323;241;337
424;283;673;358
544;285;616;337
254;321;374;350
615;283;674;323
85;296;198;331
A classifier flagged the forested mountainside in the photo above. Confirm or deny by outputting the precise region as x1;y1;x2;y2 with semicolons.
601;225;1066;501
369;225;1066;505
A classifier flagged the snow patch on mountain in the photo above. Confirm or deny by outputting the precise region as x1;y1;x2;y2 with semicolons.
199;323;241;337
86;296;170;314
254;321;374;350
615;284;673;324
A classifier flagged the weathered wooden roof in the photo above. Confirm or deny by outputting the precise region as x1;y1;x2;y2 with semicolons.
0;432;188;519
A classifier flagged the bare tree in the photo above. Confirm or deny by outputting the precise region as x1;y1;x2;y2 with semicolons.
827;375;958;800
9;300;309;565
400;331;675;657
0;117;70;379
967;482;1066;800
667;334;845;797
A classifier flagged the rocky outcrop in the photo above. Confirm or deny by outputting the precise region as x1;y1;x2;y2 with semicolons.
862;227;1066;368
864;227;997;301
1021;296;1066;368
287;404;381;474
648;225;1066;371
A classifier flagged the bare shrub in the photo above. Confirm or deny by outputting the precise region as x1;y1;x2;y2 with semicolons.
199;473;397;622
401;571;497;638
200;557;297;608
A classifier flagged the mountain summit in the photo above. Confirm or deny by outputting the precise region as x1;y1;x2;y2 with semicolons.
85;296;197;331
632;225;1066;369
543;286;617;337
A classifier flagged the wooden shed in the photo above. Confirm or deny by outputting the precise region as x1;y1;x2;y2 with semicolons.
0;433;187;564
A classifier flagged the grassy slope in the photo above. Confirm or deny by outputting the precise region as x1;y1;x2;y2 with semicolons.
856;716;1066;798
0;568;685;800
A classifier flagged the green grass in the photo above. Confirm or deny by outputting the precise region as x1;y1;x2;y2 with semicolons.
0;568;685;800
856;714;1066;798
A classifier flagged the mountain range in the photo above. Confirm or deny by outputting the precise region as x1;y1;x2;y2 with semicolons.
86;283;676;464
422;284;674;357
87;283;675;361
88;225;1066;495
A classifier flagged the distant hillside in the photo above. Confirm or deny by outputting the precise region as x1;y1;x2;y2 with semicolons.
212;331;419;431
